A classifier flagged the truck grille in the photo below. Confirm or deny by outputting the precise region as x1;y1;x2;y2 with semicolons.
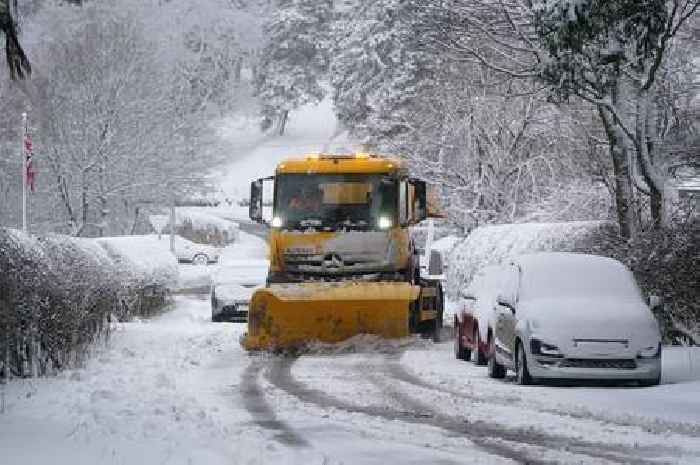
559;359;637;370
283;253;387;274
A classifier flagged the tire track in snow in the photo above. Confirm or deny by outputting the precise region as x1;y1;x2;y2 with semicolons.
371;355;686;465
266;355;561;465
389;355;700;439
240;356;309;448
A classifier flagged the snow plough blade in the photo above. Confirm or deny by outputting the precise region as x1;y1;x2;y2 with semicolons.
241;282;420;351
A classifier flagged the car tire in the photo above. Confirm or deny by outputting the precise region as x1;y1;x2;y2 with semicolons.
193;254;209;266
472;326;487;366
487;334;506;379
454;320;470;360
515;341;533;385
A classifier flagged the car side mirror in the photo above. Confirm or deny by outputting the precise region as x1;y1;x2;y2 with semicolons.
649;295;663;310
428;249;443;275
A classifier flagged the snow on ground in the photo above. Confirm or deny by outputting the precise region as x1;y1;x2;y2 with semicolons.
402;344;700;426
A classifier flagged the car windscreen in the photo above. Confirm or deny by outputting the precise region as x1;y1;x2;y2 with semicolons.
274;173;396;231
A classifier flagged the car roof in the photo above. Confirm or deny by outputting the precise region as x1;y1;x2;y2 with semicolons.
511;252;626;273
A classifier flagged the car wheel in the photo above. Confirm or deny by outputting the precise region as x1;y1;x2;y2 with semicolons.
454;320;470;360
193;254;209;266
515;341;533;386
487;334;506;379
472;326;487;366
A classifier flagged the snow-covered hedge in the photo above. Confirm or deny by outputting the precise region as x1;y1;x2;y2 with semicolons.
0;229;176;380
447;221;615;298
589;222;699;345
95;236;179;290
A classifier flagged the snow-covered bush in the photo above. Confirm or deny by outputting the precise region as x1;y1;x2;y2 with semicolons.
0;229;176;380
585;221;699;344
95;236;179;291
446;221;616;299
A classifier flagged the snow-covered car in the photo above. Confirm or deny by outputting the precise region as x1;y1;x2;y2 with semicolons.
488;253;662;386
454;265;503;365
210;259;268;322
172;236;221;265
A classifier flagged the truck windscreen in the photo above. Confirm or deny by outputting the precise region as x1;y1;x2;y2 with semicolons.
274;174;397;231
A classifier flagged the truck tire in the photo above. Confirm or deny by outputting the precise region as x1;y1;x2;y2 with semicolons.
432;285;444;343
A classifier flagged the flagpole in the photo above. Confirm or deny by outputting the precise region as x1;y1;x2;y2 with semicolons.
21;112;27;232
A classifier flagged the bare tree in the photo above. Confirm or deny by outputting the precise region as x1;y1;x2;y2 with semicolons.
0;0;31;79
417;0;699;238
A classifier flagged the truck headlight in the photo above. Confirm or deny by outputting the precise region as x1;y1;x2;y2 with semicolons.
637;343;661;359
271;217;283;228
378;216;392;229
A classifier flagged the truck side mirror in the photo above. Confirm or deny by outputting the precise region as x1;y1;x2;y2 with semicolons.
410;178;427;224
428;249;443;276
249;179;264;223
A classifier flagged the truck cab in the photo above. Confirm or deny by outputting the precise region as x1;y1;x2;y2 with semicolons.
249;153;428;284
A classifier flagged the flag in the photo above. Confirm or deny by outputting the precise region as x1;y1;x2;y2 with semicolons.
24;129;35;192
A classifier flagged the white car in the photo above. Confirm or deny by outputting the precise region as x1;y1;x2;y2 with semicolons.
210;259;268;322
172;236;221;265
488;253;662;386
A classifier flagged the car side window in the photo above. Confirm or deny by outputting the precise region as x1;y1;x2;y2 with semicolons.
500;265;520;305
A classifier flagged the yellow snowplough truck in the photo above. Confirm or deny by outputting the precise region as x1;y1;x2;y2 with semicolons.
242;153;444;351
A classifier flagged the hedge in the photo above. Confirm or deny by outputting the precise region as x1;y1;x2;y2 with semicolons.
0;229;176;380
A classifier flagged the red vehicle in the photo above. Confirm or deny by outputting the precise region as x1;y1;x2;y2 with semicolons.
454;265;502;365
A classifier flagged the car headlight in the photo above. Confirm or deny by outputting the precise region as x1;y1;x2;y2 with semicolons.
378;216;392;230
530;338;563;358
637;343;661;359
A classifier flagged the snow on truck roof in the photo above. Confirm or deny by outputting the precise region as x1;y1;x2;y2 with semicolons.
276;153;406;174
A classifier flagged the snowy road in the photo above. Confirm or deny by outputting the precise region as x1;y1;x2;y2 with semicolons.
3;293;700;465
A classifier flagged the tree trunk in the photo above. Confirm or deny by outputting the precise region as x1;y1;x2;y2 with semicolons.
277;110;288;136
599;107;639;239
650;186;663;227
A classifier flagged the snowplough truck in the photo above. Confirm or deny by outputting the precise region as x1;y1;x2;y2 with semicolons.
243;152;444;350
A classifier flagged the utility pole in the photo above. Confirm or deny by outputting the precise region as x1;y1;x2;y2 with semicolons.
169;200;176;253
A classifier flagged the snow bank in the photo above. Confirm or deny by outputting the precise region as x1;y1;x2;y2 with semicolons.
95;235;179;289
446;221;615;298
